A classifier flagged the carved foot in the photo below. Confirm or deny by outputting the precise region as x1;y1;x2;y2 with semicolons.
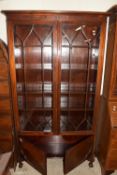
19;162;23;168
89;161;94;167
88;155;94;168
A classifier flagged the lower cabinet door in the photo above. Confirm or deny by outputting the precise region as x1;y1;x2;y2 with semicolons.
19;138;47;175
64;136;93;174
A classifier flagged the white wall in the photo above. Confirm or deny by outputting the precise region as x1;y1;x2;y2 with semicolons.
0;0;117;42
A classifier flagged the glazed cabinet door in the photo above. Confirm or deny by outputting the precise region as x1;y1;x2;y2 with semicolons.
9;21;58;174
59;22;101;132
64;136;93;174
13;22;58;133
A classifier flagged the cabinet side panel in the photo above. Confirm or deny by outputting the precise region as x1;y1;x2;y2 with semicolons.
103;15;116;98
0;40;13;153
97;97;111;168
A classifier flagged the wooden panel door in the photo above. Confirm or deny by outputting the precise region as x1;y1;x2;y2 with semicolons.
59;22;101;132
13;22;58;133
103;15;117;99
19;138;47;175
109;17;117;99
64;137;93;174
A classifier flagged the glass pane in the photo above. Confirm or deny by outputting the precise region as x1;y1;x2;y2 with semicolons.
14;24;54;132
20;110;52;132
60;23;100;131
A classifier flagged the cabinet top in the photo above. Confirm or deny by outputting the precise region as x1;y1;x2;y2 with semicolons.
2;10;110;16
1;10;110;24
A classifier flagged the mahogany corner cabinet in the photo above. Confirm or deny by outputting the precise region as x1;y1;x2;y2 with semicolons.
2;10;108;175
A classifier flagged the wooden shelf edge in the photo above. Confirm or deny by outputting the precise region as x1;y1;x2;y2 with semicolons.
18;130;94;136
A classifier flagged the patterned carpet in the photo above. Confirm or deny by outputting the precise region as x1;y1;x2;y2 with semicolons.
10;158;117;175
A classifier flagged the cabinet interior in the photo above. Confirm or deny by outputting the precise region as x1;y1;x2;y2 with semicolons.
14;23;100;132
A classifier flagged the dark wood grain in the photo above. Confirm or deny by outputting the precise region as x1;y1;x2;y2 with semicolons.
2;10;108;175
97;5;117;175
0;39;13;153
64;136;93;174
20;138;47;175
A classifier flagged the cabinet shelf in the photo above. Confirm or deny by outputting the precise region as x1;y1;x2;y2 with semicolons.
61;91;95;95
15;64;97;71
61;88;96;94
61;108;93;112
17;91;95;95
16;63;53;70
17;82;53;92
15;45;53;48
61;68;97;71
61;64;97;71
18;130;94;136
62;45;99;48
18;102;94;115
17;91;52;95
19;108;53;112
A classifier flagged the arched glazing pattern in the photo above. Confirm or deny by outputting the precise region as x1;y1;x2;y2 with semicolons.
60;23;100;131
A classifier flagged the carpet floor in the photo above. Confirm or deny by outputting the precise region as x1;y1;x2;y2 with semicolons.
10;158;117;175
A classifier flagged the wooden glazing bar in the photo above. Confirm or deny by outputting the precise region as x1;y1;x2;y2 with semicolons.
84;44;92;120
41;44;44;108
68;44;72;116
22;43;27;124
